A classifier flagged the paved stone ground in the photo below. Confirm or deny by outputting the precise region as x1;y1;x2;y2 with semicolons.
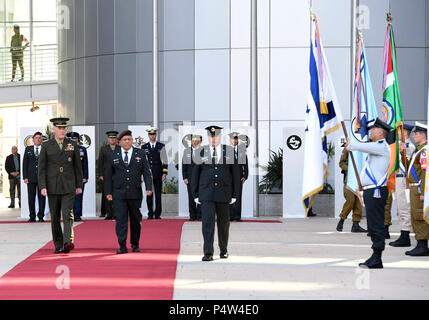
1;196;428;300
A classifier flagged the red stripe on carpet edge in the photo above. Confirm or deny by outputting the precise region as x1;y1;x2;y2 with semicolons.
0;219;185;300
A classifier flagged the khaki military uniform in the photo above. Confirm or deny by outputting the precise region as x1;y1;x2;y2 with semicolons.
408;143;429;240
38;138;83;250
339;148;362;222
10;34;25;79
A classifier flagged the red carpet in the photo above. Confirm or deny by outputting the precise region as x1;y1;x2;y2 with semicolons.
0;219;185;300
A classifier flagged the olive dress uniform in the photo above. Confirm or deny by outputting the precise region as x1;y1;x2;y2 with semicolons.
104;137;153;253
38;119;83;253
23;143;46;221
336;148;365;232
191;126;241;261
405;123;429;256
142;139;168;219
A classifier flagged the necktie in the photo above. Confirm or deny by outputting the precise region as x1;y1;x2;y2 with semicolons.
59;142;63;150
35;147;39;158
124;151;129;166
212;147;217;165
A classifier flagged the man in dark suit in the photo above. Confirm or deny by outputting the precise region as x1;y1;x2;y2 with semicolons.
228;132;249;222
66;132;88;222
98;131;118;220
38;118;83;254
23;132;46;222
5;146;20;208
182;134;203;221
105;130;154;254
142;128;168;219
192;125;240;262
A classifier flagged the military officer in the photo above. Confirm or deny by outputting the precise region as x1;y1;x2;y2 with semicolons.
228;132;249;222
105;130;153;254
10;25;29;82
336;147;366;233
345;118;392;269
38;118;83;254
404;122;429;256
66;132;88;222
191;125;240;262
389;123;415;247
182;134;203;221
98;131;118;220
142;128;168;219
23;131;46;222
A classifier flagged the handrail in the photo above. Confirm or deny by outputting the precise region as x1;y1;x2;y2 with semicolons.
0;44;57;84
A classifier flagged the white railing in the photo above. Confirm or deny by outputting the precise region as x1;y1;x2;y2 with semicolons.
0;44;57;84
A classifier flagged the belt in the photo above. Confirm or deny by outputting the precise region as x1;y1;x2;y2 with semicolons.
363;184;387;191
409;183;420;187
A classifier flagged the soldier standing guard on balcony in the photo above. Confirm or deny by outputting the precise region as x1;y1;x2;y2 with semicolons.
10;25;29;82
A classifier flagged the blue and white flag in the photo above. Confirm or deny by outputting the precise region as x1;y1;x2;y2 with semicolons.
346;39;378;193
302;14;343;216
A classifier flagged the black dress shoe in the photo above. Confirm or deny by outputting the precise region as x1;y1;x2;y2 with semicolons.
148;216;154;220
358;249;383;269
155;216;162;220
117;247;128;254
8;205;15;208
389;231;411;247
28;218;36;223
132;247;141;253
38;219;45;222
351;222;367;233
405;240;429;256
220;252;229;259
54;249;63;254
74;218;82;222
63;242;75;253
202;255;213;262
336;219;344;232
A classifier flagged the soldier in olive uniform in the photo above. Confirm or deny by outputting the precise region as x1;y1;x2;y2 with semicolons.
404;122;429;256
182;134;203;221
191;126;240;262
345;118;392;269
104;130;153;254
336;147;366;233
10;25;29;82
98;131;118;220
38;118;83;254
142;128;168;219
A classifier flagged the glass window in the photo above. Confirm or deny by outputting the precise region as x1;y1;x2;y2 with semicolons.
32;0;56;21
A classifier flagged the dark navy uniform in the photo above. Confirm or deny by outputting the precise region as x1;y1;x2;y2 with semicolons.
98;131;118;219
229;133;249;221
182;144;202;221
23;139;46;221
104;132;153;252
67;132;88;221
142;137;168;219
191;126;240;261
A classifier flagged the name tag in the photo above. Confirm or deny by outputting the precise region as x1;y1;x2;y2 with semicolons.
113;158;120;164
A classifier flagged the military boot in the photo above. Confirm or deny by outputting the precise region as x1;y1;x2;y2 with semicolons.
384;226;390;239
351;222;367;233
336;219;344;232
405;240;429;256
359;249;383;269
389;231;411;247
